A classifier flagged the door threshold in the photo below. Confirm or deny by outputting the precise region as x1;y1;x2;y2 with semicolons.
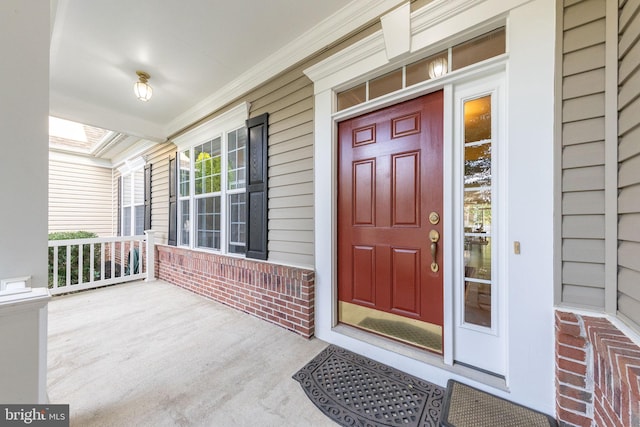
332;323;508;392
338;301;442;353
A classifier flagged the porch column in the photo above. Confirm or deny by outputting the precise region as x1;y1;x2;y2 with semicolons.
0;0;50;404
145;230;156;282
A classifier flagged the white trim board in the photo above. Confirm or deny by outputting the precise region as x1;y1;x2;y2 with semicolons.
49;149;112;168
172;102;250;150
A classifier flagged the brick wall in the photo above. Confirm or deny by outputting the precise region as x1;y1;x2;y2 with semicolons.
555;311;640;426
155;245;315;338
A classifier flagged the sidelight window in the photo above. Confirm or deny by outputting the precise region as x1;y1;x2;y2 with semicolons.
462;94;494;328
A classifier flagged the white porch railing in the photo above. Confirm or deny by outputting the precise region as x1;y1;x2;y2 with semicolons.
48;231;155;296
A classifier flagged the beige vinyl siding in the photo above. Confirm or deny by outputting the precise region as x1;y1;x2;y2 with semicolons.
49;158;113;236
162;23;379;268
145;143;176;245
560;0;640;331
233;24;380;268
617;0;640;326
250;72;315;267
112;169;120;236
112;143;176;245
560;0;607;308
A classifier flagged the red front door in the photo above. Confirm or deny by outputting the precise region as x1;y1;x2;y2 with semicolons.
337;92;444;351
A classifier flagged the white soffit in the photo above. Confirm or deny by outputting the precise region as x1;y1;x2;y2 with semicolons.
165;0;408;137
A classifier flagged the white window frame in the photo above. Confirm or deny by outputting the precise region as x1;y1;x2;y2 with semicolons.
173;102;250;255
118;156;146;236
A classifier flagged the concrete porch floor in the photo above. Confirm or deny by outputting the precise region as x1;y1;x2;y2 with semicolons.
47;280;334;426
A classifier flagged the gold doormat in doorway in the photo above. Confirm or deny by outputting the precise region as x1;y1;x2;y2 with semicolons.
439;380;558;427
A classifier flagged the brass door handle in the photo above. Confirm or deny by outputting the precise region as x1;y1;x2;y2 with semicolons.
429;230;440;272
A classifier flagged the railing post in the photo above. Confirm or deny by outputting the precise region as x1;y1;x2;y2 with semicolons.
144;230;156;282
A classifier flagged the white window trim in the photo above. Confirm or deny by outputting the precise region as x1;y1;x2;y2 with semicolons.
173;102;250;151
119;164;145;237
173;102;250;255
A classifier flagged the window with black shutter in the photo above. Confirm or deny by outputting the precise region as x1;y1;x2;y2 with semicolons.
168;154;177;246
169;103;267;259
245;113;268;260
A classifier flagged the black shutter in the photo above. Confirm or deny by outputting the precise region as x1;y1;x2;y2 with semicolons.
245;113;269;260
117;176;122;236
144;164;152;231
168;154;177;246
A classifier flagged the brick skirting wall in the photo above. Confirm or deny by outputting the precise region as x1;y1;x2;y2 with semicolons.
555;311;640;426
155;245;315;338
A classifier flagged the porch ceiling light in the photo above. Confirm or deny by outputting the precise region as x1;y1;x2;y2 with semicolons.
133;71;153;102
427;57;448;79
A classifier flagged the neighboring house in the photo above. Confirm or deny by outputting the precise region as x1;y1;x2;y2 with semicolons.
5;0;638;425
48;122;114;237
47;119;164;240
48;154;113;236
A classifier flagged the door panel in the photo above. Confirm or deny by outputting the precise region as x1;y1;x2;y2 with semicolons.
392;113;421;138
392;152;419;226
353;125;376;146
352;245;375;304
353;160;375;225
338;92;444;352
391;248;420;314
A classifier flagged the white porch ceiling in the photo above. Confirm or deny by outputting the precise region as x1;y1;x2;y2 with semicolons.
49;0;366;148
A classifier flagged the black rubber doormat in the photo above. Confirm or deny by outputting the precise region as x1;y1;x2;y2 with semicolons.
440;380;558;427
292;345;445;427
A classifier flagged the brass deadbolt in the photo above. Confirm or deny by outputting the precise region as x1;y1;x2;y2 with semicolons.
429;212;440;225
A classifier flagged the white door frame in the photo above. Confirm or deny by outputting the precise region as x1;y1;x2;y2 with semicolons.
305;0;557;415
317;65;509;373
305;0;511;381
452;73;507;376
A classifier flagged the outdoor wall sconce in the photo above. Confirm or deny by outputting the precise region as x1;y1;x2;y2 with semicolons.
134;71;153;102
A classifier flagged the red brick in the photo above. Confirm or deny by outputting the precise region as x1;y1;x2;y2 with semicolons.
279;320;294;330
588;327;627;344
558;334;583;352
558;395;587;414
557;311;579;323
595;393;624;427
558;322;582;337
558;343;587;362
593;409;606;427
156;245;315;338
557;369;587;388
556;406;591;427
559;383;592;403
558;357;588;376
627;365;640;397
607;347;640;364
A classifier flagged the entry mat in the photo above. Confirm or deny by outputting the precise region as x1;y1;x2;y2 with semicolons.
440;380;558;427
292;345;445;426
